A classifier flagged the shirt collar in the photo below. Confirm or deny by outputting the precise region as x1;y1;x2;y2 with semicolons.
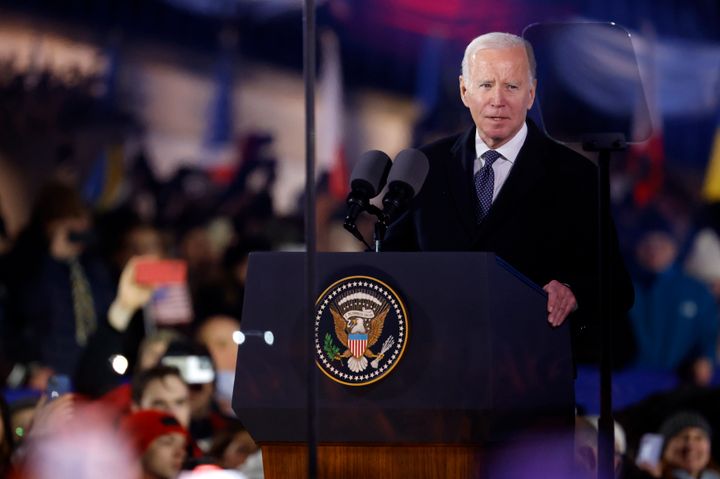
474;122;528;164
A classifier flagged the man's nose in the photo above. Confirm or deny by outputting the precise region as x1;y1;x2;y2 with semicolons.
490;87;505;106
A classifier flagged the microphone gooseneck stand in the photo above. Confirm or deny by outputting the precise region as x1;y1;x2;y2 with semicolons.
371;205;388;252
342;204;387;252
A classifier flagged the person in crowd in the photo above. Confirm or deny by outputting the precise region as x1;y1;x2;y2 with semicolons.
575;415;628;477
114;221;167;280
637;411;720;479
9;392;139;479
628;218;718;385
91;328;185;422
195;315;241;415
208;420;262;478
93;207;167;284
685;228;720;298
193;235;272;321
3;181;115;389
383;31;633;361
177;220;224;321
132;365;191;429
196;316;239;372
120;410;189;479
73;255;157;397
160;339;232;452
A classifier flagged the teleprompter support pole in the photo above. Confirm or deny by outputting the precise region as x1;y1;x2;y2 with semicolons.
583;134;626;479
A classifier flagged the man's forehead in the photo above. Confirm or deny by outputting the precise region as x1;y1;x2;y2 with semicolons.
145;376;188;395
469;47;529;71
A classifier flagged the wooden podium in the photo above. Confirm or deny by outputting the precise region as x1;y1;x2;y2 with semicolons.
233;252;574;478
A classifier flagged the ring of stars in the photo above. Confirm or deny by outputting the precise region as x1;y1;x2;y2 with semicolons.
313;276;408;385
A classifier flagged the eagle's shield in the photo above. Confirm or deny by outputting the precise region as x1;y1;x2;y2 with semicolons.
348;333;368;358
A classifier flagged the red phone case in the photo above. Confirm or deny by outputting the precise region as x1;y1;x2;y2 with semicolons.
135;260;187;285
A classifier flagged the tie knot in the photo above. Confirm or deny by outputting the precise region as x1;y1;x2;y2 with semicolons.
482;150;502;166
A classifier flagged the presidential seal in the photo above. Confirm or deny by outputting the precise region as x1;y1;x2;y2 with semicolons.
314;276;408;386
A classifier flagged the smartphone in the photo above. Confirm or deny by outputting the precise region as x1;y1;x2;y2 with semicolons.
135;259;187;286
636;433;664;468
46;374;72;401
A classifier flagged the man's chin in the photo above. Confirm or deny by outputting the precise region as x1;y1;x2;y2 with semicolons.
480;130;510;147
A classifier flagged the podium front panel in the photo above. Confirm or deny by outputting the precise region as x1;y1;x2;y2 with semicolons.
233;252;573;444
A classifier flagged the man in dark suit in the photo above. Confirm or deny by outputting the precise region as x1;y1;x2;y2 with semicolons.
385;32;633;352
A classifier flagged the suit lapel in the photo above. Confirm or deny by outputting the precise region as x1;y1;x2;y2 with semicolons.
444;128;478;239
475;121;547;239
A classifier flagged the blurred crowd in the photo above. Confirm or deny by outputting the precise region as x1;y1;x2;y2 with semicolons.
0;66;298;479
0;175;277;478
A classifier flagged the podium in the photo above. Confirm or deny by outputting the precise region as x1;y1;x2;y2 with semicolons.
233;252;574;478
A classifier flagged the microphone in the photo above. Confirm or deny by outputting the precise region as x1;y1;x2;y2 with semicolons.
381;149;429;223
344;150;392;228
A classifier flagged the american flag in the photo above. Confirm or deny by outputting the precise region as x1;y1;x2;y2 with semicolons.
148;284;193;326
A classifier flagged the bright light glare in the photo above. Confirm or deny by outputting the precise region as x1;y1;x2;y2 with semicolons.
110;354;129;375
264;331;274;345
233;331;245;345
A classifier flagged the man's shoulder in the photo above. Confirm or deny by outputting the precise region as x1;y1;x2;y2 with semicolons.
418;129;471;160
526;123;597;177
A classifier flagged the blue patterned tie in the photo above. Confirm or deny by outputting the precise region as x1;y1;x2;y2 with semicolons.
474;150;502;222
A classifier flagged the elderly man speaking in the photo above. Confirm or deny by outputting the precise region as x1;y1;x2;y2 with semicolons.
384;32;633;358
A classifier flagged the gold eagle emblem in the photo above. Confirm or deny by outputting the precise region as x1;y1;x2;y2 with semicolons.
328;291;393;372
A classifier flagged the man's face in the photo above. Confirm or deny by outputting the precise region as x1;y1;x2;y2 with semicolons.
47;214;91;260
136;375;191;428
197;316;241;371
142;433;187;479
635;232;677;273
459;46;536;149
662;427;711;477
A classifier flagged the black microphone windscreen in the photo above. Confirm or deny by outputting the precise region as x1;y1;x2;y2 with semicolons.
387;149;430;198
350;150;392;197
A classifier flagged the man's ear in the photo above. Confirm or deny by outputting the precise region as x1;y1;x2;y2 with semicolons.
459;76;469;107
527;78;537;110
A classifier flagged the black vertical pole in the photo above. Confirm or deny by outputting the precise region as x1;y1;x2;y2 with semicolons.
303;0;318;477
597;150;615;479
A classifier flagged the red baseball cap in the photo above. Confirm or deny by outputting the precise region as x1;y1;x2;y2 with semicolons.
120;410;189;454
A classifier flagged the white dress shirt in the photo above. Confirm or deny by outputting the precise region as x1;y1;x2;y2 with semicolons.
473;123;528;201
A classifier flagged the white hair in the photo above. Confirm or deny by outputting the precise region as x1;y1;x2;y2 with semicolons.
461;32;536;82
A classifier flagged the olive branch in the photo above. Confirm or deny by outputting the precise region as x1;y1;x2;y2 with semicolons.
323;333;341;361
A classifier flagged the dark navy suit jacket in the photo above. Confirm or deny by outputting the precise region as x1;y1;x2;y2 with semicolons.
384;120;634;361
